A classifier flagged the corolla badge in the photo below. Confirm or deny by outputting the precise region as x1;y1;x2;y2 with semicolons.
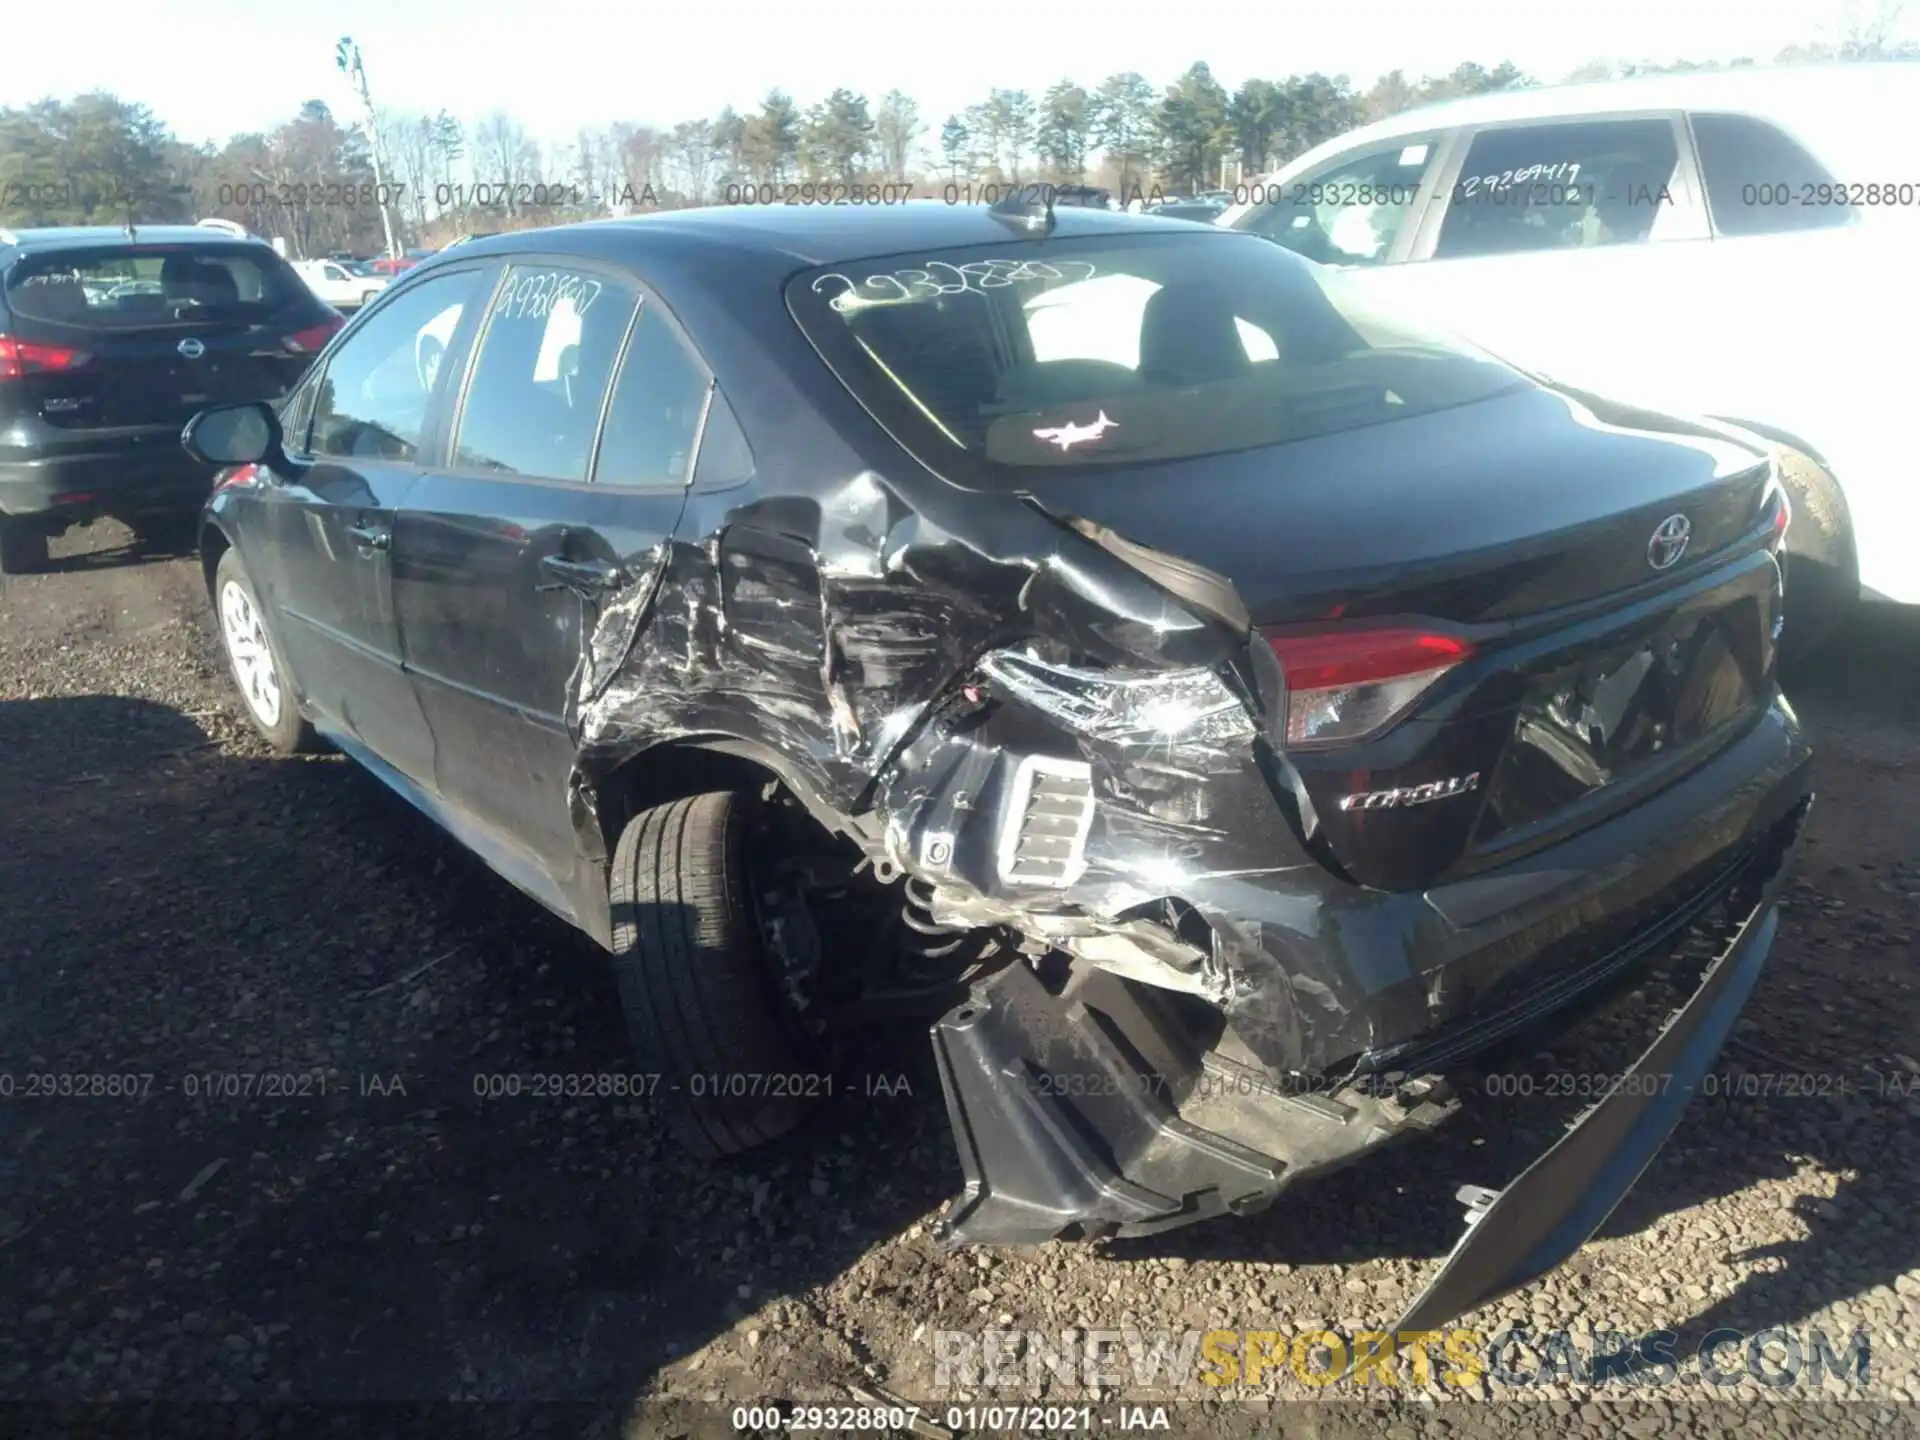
177;337;206;360
1339;772;1482;811
1033;411;1117;451
1647;513;1691;570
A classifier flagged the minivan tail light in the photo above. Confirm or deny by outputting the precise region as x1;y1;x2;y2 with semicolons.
0;335;93;380
1264;627;1474;746
284;316;345;354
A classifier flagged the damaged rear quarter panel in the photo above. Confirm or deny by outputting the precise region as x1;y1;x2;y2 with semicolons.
561;253;1394;1075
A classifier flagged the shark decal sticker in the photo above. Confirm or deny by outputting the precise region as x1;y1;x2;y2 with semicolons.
1033;411;1118;451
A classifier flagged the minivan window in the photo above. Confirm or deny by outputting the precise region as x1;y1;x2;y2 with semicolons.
1433;119;1682;258
788;232;1524;484
1690;112;1855;237
1242;139;1442;266
310;269;485;462
3;245;307;330
452;265;640;482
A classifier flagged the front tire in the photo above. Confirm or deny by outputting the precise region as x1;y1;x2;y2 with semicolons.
0;517;50;575
609;790;823;1158
214;548;317;754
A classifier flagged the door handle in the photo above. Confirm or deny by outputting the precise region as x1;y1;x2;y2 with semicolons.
346;521;390;551
537;554;623;594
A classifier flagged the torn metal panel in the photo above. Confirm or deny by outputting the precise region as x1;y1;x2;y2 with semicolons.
560;463;1362;1063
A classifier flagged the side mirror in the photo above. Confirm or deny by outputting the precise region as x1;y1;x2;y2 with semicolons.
182;401;283;468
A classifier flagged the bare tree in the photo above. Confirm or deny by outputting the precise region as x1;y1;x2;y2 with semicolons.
873;90;922;179
385;111;436;236
470;110;540;219
666;119;717;203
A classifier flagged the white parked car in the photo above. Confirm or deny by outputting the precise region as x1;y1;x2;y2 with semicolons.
292;258;388;311
1217;62;1920;647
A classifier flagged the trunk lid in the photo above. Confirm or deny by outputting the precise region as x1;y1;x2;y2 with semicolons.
1020;385;1774;626
1025;385;1783;891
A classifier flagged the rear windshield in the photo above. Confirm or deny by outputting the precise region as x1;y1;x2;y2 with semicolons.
787;231;1526;483
3;244;306;331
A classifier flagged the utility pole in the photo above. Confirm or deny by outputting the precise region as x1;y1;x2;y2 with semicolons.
336;36;400;259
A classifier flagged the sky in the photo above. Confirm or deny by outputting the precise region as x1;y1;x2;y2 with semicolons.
4;0;1901;149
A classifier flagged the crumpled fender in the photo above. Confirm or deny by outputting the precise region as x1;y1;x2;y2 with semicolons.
558;462;1366;1071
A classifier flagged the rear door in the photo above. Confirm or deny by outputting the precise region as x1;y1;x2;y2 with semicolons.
392;260;712;899
249;262;494;784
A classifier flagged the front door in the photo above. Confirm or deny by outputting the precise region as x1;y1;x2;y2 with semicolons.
392;263;714;909
249;264;492;785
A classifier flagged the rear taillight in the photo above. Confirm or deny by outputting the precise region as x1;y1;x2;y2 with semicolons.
284;316;346;354
215;464;261;491
1264;627;1474;747
0;335;93;381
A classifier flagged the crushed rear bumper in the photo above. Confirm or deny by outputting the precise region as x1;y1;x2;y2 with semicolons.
931;793;1807;1329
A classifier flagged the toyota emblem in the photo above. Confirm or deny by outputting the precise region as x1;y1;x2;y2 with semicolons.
1647;513;1691;570
177;337;206;360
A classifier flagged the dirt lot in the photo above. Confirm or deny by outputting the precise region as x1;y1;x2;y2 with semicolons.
2;519;1917;1435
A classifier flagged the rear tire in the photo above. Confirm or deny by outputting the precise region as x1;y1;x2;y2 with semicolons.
609;790;823;1158
213;548;318;755
0;518;49;575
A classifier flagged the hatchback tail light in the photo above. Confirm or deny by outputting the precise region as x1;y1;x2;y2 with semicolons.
284;316;346;354
0;335;93;381
1264;627;1474;746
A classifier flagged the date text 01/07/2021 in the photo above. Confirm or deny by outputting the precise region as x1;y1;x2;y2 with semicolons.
730;1404;1172;1432
434;182;655;211
466;1070;914;1100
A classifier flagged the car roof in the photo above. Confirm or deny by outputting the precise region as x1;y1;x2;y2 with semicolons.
0;225;273;253
1268;60;1918;174
436;202;1220;269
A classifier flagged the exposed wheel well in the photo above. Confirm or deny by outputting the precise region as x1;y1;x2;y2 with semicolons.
199;523;231;599
587;742;865;865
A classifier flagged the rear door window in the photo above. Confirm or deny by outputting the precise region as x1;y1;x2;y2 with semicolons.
1690;112;1857;236
1433;118;1683;258
593;303;714;488
451;265;642;483
3;245;308;330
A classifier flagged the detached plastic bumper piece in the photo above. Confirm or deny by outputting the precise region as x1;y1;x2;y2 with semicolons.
931;797;1808;1332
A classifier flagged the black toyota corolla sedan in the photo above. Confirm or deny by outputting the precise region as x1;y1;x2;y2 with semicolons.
182;197;1813;1335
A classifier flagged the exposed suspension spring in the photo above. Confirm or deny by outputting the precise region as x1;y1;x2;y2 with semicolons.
900;876;970;962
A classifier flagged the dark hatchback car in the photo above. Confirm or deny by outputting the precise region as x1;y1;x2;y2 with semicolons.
183;202;1812;1333
0;225;341;572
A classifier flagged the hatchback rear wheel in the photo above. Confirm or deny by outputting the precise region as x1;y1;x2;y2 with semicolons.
609;790;826;1157
214;548;316;754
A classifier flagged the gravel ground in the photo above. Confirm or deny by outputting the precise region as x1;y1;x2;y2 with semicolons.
1;520;1917;1437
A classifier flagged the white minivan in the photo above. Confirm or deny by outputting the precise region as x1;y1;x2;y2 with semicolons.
1218;62;1920;649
